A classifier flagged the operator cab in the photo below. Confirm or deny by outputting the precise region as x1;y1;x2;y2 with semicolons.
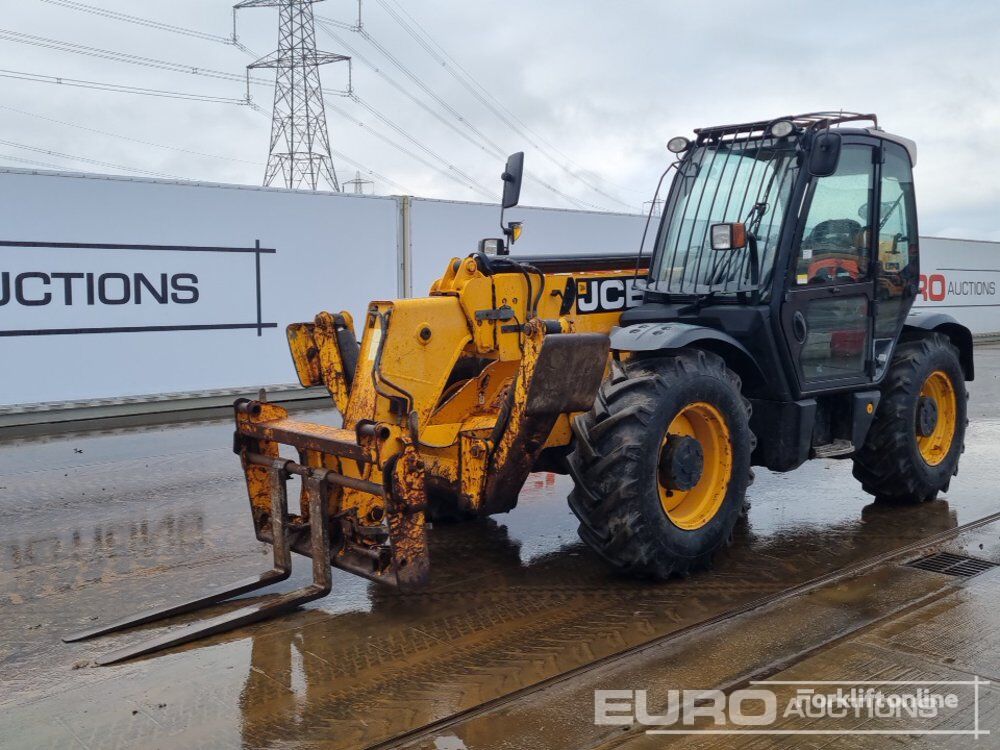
629;112;921;401
573;113;969;580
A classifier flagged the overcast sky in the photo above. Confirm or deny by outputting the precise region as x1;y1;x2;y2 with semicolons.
2;0;999;239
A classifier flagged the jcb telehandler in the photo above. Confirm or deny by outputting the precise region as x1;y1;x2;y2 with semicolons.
68;112;972;663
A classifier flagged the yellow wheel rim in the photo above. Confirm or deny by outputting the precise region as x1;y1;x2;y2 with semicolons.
917;370;957;466
657;402;733;530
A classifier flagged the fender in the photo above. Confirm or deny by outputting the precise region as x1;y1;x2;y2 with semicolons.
610;322;767;390
610;321;752;353
903;310;974;380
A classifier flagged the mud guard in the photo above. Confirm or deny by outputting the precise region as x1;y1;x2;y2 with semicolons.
480;328;610;515
610;321;754;355
611;322;766;385
903;310;974;380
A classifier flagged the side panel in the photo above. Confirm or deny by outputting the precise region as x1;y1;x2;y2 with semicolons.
0;171;400;406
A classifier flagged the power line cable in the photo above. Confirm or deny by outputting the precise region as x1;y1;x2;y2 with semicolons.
10;8;495;199
347;94;495;196
241;23;495;198
38;0;232;44
1;30;417;192
4;84;413;194
0;28;271;85
379;0;583;161
0;102;262;166
0;138;181;178
318;21;501;160
320;96;494;199
20;6;566;204
0;153;75;171
39;0;260;57
376;0;639;206
325;16;510;158
382;0;644;199
29;2;517;199
24;2;627;208
0;67;252;104
317;19;602;210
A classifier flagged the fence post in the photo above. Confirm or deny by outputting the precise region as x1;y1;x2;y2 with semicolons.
397;195;412;297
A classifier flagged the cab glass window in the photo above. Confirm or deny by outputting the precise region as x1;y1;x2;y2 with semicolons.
795;145;875;286
874;142;918;343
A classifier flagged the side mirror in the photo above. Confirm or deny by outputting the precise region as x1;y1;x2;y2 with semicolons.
808;131;842;177
501;152;524;209
711;222;747;251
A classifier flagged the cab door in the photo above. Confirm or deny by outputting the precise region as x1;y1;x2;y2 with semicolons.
780;142;877;393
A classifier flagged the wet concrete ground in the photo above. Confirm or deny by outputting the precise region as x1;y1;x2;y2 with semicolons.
432;519;1000;750
2;346;1000;749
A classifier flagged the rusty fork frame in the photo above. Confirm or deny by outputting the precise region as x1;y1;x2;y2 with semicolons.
63;458;334;666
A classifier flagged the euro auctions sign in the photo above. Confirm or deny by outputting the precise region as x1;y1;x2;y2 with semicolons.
919;273;997;303
0;240;275;338
917;237;1000;334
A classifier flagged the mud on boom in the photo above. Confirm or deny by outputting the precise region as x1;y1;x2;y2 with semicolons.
69;113;974;663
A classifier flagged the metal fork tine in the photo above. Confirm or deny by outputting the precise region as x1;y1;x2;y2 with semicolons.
62;569;290;643
94;581;329;665
64;467;294;644
93;474;332;665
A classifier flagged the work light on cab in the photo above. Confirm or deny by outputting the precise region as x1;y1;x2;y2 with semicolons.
667;136;690;154
769;119;795;138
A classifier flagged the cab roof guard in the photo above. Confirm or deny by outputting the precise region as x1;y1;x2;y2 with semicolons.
695;112;879;142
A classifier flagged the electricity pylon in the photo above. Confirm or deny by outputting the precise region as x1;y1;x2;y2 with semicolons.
235;0;349;191
343;170;375;194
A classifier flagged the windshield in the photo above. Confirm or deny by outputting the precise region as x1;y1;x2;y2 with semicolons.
649;137;797;297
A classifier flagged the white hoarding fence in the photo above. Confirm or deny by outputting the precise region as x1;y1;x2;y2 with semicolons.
407;197;648;296
915;237;1000;334
2;168;1000;409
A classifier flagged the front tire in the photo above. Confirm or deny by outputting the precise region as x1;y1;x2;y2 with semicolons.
567;350;753;579
853;333;968;502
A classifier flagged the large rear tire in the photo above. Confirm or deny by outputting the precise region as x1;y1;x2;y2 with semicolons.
853;333;968;502
567;350;753;579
